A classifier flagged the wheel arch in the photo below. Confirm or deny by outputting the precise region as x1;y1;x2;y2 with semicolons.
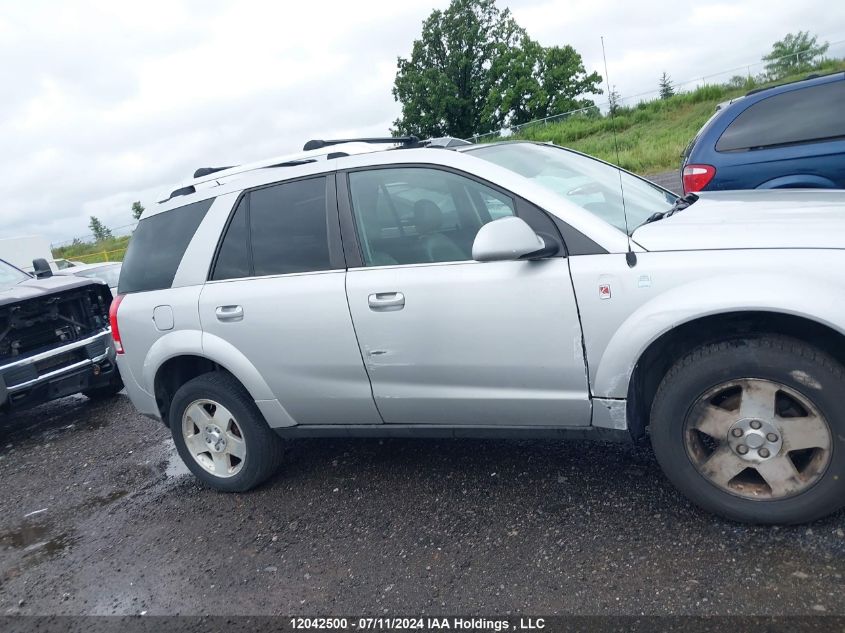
624;310;845;440
154;354;220;426
147;331;282;427
756;174;838;189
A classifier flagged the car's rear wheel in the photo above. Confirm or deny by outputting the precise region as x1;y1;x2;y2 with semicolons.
169;372;284;492
650;335;845;524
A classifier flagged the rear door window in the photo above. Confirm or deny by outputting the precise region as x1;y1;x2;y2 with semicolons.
211;176;333;280
716;80;845;151
119;198;213;294
210;198;249;281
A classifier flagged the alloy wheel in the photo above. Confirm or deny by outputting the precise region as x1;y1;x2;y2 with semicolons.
684;378;831;500
181;399;246;478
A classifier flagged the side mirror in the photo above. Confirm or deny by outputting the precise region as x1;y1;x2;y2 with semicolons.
32;258;53;279
472;216;558;262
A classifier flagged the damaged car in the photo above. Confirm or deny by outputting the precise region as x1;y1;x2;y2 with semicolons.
0;257;122;411
114;137;845;524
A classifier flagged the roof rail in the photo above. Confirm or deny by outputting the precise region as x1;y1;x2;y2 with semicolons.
193;166;235;178
745;69;844;97
303;136;419;151
161;138;424;204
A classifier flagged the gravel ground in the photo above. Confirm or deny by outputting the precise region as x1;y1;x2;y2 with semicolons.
645;170;682;195
1;393;844;616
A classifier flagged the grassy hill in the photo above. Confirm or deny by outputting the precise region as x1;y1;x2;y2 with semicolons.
53;235;131;265
509;59;845;175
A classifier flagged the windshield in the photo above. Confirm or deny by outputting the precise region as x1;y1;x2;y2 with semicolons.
0;259;32;289
76;264;121;288
467;143;676;235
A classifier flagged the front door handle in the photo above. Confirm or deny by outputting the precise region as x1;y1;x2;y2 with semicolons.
215;305;244;322
368;292;405;311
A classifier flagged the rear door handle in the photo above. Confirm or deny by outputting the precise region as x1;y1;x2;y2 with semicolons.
215;305;244;322
368;292;405;311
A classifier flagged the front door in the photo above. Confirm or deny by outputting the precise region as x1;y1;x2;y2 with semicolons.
343;166;591;426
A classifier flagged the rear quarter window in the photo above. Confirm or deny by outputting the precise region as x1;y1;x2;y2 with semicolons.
685;109;724;158
716;80;845;152
119;198;213;294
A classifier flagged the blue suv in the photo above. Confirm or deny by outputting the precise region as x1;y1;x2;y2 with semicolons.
682;71;845;193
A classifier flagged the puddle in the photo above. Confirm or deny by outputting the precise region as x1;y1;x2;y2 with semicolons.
0;395;92;446
88;489;129;508
0;520;76;566
0;522;51;550
163;439;191;478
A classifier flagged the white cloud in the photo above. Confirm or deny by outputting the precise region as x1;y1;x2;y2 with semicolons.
1;0;843;244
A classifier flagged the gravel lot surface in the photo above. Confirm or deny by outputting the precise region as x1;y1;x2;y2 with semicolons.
645;170;683;195
1;393;844;616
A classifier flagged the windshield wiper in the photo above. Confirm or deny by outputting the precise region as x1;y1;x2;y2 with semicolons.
642;193;699;225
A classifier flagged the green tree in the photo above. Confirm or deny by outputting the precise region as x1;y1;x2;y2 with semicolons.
658;71;674;99
392;0;601;138
131;201;144;220
88;216;113;242
486;41;603;128
763;31;829;79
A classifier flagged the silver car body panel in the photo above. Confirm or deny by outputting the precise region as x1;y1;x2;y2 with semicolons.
171;192;241;289
115;286;205;420
116;283;299;428
572;249;845;399
346;258;591;426
199;271;382;426
591;397;628;430
633;189;845;252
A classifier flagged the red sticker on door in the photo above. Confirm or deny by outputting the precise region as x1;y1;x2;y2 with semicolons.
599;284;611;300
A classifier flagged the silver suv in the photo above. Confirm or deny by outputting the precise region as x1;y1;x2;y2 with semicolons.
114;138;845;524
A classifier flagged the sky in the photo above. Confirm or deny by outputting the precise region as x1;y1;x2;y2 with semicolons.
1;0;843;244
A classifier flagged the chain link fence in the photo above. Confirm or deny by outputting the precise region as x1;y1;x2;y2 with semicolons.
468;38;845;143
51;221;138;264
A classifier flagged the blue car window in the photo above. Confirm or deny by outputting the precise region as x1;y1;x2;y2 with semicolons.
716;80;845;152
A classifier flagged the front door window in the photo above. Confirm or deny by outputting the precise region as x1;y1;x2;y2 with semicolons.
348;167;516;266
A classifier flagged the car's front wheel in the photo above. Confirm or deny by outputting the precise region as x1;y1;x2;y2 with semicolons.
169;372;284;492
650;335;845;524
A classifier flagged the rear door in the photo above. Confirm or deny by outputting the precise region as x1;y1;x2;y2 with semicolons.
341;166;591;427
198;175;381;425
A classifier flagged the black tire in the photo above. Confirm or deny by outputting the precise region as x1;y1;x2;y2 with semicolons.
169;372;284;492
650;335;845;524
83;373;124;400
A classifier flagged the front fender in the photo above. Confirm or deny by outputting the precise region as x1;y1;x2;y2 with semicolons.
592;272;845;399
